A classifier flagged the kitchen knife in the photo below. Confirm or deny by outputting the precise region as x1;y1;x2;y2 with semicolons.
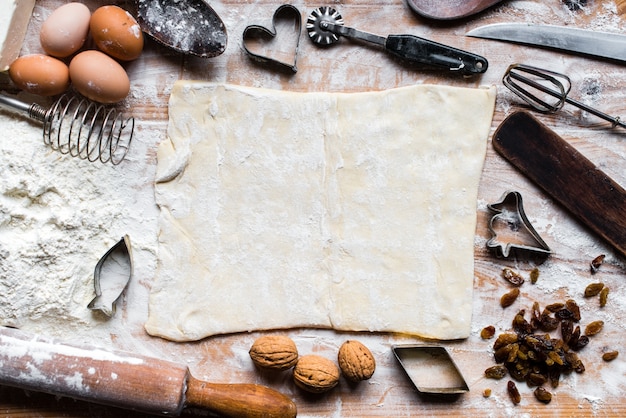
466;23;626;63
0;326;297;418
493;111;626;259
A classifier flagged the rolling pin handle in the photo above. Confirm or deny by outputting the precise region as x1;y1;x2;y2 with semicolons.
185;376;297;418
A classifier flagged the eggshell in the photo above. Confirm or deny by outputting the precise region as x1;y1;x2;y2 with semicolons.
69;50;130;104
40;3;91;58
90;5;144;61
9;54;70;96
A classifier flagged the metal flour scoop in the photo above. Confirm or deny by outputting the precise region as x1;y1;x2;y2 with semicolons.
135;0;227;57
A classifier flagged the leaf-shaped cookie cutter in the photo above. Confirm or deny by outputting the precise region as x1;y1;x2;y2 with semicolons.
242;5;302;73
392;345;469;395
88;235;133;317
486;191;552;258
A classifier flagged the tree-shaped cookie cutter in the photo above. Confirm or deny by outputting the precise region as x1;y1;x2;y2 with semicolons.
486;191;552;258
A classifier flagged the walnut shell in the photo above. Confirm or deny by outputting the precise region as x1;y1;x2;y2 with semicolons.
337;340;376;382
249;335;299;371
293;354;340;393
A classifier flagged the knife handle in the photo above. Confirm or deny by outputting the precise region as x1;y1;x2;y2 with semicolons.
493;111;626;259
385;34;488;75
186;376;297;418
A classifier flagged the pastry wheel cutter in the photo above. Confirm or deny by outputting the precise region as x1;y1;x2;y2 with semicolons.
306;6;488;75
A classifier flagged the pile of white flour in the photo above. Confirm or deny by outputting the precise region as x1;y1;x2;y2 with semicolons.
0;102;159;343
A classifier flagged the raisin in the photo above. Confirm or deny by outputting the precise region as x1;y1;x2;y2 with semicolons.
555;308;574;320
569;326;581;348
584;320;604;336
590;254;605;274
584;282;604;298
526;372;548;387
599;287;609;307
534;387;552;404
507;380;521;405
561;320;573;344
573;335;589;351
549;368;561;388
547;350;564;366
481;325;496;339
500;288;520;308
494;333;518;350
502;267;525;286
530;267;540;284
530;302;541;330
565;299;581;322
539;312;560;332
545;302;564;312
513;310;532;335
485;365;508;379
602;351;619;362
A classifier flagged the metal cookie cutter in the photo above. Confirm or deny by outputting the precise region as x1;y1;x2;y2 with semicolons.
242;5;302;73
486;191;552;258
88;235;133;317
393;345;469;395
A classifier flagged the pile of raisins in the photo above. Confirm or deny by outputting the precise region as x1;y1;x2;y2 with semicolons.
483;264;615;405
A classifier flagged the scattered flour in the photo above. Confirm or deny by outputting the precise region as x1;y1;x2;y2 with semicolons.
0;98;160;345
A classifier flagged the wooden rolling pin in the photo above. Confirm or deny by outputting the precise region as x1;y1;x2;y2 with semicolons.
0;326;297;417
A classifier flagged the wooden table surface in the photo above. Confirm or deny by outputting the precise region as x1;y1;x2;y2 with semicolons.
1;0;625;417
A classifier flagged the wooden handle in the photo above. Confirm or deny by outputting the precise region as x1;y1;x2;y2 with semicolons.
0;327;296;417
185;376;297;418
492;111;626;258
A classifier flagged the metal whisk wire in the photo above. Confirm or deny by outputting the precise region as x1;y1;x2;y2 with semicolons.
0;94;134;164
503;63;626;129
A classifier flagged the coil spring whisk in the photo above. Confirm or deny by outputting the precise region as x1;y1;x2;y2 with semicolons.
0;94;134;165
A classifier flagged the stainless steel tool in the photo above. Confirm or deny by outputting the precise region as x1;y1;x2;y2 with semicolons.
392;345;469;395
0;94;134;165
306;6;488;75
487;191;552;259
134;0;227;57
466;23;626;63
503;64;626;129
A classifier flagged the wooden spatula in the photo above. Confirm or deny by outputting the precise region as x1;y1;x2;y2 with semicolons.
492;111;626;259
0;326;296;418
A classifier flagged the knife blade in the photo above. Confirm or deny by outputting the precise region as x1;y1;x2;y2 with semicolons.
466;23;626;63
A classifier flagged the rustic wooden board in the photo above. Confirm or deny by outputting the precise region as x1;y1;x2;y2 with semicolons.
0;0;624;417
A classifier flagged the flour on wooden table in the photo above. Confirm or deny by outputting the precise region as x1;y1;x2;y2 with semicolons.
0;102;159;343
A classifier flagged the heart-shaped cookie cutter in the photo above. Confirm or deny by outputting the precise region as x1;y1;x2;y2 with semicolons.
486;191;552;258
242;5;302;73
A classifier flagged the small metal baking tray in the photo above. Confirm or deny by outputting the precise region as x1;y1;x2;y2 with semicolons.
392;345;469;395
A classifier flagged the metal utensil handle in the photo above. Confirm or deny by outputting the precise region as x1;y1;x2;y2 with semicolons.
385;34;488;75
503;64;626;129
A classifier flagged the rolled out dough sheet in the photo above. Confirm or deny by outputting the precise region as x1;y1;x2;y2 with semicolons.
146;82;496;342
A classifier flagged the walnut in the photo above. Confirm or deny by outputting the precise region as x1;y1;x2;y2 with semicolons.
337;340;376;382
293;354;340;393
249;335;299;371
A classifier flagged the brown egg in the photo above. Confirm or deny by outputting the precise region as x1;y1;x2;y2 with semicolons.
90;5;144;61
69;50;130;103
40;2;91;58
9;54;70;96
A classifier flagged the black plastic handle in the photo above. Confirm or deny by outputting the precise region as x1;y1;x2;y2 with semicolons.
385;34;488;75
